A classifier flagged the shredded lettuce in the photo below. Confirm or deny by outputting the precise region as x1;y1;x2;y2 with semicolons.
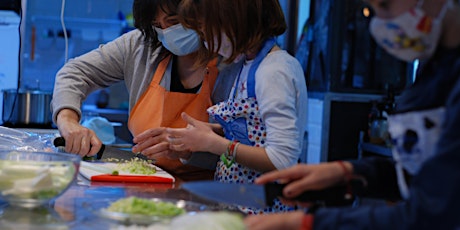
106;197;185;217
116;159;157;175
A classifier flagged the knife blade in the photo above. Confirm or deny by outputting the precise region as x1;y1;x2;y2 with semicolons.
53;136;150;162
182;180;364;209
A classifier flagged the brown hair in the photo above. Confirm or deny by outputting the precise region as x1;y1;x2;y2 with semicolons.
133;0;181;49
179;0;287;64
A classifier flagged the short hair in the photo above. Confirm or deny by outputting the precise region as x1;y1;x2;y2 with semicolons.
179;0;287;64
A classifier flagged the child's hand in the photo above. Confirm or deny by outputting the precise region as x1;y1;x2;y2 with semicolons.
166;112;226;154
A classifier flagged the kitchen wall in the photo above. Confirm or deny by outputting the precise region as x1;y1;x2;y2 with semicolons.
20;0;308;92
20;0;133;92
20;0;308;108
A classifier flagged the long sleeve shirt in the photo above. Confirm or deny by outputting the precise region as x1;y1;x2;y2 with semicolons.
313;45;460;230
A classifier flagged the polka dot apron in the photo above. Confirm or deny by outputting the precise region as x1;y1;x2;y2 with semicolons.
207;38;294;215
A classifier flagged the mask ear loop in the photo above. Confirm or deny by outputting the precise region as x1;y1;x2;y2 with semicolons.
416;0;425;8
437;0;453;20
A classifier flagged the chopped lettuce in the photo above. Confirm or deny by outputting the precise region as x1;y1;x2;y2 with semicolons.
106;197;185;217
116;159;157;175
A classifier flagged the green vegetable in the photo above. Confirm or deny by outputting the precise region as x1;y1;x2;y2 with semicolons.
31;189;60;199
106;197;185;217
116;159;157;175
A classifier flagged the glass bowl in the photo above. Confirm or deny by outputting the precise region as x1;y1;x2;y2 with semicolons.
0;150;80;208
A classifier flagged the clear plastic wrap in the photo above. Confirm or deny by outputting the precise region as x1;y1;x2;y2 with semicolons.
0;126;59;152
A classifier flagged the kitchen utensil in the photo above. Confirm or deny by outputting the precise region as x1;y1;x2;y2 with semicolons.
53;136;149;161
182;181;364;209
0;150;80;208
2;89;53;127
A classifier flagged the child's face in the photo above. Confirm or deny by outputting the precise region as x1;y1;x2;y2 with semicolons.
367;0;450;62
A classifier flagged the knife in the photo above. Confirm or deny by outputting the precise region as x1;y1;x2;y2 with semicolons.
182;180;365;209
53;136;150;161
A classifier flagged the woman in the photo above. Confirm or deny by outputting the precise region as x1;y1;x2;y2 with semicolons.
51;0;238;181
245;0;460;229
166;0;308;214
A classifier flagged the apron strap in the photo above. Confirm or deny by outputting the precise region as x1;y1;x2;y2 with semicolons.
247;38;277;98
151;55;172;86
206;58;218;94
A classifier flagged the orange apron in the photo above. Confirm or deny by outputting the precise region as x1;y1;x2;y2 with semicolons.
128;55;218;181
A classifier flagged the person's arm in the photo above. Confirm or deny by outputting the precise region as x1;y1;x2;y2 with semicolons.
179;152;220;170
290;66;460;230
312;80;460;230
55;108;102;157
167;112;277;172
244;211;309;230
52;30;140;156
177;122;223;170
51;30;139;124
250;153;460;230
350;157;402;200
255;51;308;170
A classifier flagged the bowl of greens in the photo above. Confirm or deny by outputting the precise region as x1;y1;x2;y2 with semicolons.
0;150;80;208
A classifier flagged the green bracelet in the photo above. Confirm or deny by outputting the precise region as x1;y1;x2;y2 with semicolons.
220;153;234;168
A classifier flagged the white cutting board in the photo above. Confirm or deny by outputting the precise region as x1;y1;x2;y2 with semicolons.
79;161;175;183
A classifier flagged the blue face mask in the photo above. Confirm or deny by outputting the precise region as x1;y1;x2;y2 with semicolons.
154;23;201;56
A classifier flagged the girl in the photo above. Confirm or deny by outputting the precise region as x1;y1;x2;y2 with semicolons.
166;0;308;214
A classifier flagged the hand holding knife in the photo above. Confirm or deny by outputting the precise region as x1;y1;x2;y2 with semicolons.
53;136;150;162
182;179;366;209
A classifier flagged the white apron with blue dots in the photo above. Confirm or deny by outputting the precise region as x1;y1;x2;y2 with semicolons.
207;38;294;215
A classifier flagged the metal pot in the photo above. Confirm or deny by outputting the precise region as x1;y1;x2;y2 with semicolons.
2;89;53;127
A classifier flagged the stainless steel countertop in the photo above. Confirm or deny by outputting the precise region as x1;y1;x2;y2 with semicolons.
0;128;228;229
0;176;223;229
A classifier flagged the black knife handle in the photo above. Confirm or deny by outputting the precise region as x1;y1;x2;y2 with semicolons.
264;179;365;207
53;136;104;160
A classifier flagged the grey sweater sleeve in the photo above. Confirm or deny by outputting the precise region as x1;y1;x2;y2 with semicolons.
51;29;161;124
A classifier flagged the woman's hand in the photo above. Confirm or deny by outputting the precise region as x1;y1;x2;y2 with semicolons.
255;162;352;199
132;127;191;160
166;112;227;154
244;210;305;230
56;109;102;157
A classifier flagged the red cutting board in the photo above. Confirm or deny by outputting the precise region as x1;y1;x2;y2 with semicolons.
79;161;175;183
